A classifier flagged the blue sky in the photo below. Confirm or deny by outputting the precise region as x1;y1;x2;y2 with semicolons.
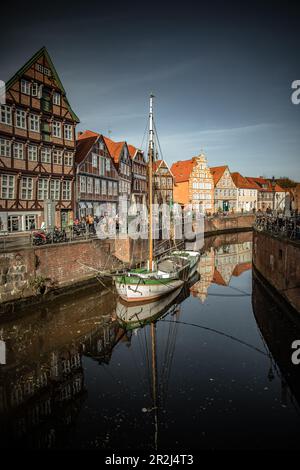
1;1;299;179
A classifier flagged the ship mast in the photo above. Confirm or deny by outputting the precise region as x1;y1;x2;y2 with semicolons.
148;94;155;270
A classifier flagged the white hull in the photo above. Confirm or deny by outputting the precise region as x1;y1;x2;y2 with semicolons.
115;278;184;302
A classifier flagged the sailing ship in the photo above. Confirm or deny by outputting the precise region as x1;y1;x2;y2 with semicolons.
113;94;196;303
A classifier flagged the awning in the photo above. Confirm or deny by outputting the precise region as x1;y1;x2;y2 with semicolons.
86;202;93;209
79;202;86;208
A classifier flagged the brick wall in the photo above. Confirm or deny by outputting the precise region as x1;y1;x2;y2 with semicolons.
253;230;300;312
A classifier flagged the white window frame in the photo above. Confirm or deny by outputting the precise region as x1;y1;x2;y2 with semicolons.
41;147;51;163
0;105;12;125
29;113;40;132
101;179;106;195
53;91;61;105
62;180;71;200
15;109;27;129
13;142;24;160
64;152;73;166
95;178;100;194
87;177;93;193
53;149;63;165
52;121;62;138
0;138;11;157
50;179;60;200
28;145;38;161
80;176;86;194
21;79;31;95
31;82;39;97
92;153;98;168
21;177;33;200
1;174;14;199
38;178;48;200
64;124;73;141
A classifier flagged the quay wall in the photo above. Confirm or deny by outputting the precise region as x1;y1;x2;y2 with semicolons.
0;238;148;313
204;214;255;236
252;230;300;313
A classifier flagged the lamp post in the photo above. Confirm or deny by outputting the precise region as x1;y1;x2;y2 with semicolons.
271;176;276;212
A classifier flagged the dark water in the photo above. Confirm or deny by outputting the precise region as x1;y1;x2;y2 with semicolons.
0;232;300;451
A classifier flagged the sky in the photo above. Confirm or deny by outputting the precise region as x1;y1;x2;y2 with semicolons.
0;0;299;179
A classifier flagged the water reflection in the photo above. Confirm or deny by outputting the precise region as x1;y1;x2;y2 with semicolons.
0;231;299;450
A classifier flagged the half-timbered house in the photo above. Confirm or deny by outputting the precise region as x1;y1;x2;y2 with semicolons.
75;130;119;217
152;160;173;205
128;144;147;208
103;136;132;205
0;47;79;231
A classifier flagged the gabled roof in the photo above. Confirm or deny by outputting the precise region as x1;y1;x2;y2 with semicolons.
232;262;252;276
128;144;137;159
6;46;80;123
246;176;285;192
103;136;126;164
210;166;228;185
212;268;227;286
153;159;173;176
75;130;99;165
170;159;194;183
231;172;260;190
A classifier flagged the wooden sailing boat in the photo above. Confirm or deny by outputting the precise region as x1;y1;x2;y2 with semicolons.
113;94;191;303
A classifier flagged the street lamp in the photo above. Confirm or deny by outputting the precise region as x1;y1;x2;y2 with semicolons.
271;176;276;211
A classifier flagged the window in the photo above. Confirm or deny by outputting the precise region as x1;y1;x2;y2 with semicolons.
25;215;36;230
29;114;40;132
38;178;48;200
106;159;111;172
13;142;24;159
64;124;73;140
52;121;61;138
87;177;93;193
101;179;106;195
64;152;73;166
1;175;14;199
108;181;113;195
31;83;39;97
28;145;38;161
53;149;62;165
99;157;105;176
92;153;98;168
15;109;27;129
95;178;100;194
80;176;86;193
21;79;31;95
0;138;11;157
62;180;71;200
53;91;61;105
21;177;33;200
0;105;12;125
113;182;118;196
50;179;60;200
41;147;51;163
37;64;51;76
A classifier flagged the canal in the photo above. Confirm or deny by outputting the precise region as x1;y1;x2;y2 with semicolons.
0;231;299;450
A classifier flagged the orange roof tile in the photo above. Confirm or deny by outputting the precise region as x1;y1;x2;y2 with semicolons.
210;166;228;185
128;144;137;159
170;159;194;183
231;172;259;189
246;177;285;192
103;136;125;164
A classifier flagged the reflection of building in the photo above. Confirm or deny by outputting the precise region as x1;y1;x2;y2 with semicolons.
210;166;237;212
75;130;119;218
152;160;173;204
191;235;252;300
190;247;215;302
171;154;214;213
0;47;79;231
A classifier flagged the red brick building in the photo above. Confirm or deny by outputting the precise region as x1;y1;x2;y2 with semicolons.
0;47;79;231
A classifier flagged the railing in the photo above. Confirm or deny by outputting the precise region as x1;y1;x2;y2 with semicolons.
254;214;300;241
